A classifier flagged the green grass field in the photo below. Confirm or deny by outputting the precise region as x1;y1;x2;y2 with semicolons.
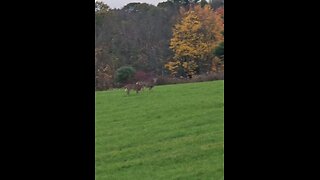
96;80;224;180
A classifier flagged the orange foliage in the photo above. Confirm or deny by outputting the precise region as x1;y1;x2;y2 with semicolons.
165;4;224;77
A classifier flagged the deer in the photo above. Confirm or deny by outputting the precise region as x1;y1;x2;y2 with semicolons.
124;82;144;95
139;78;157;91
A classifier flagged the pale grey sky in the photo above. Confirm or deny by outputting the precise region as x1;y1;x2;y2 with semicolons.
96;0;167;9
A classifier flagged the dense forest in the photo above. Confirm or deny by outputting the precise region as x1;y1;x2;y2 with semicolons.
95;0;224;90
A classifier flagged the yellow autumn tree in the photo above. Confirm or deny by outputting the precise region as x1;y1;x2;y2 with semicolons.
170;11;207;60
165;5;224;77
164;60;181;77
193;5;224;50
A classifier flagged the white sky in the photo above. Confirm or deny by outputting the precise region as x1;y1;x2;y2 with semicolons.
96;0;167;9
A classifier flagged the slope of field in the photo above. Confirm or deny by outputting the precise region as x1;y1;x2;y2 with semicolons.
96;80;224;179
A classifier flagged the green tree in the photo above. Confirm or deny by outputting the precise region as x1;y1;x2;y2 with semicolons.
214;41;224;57
115;66;136;84
95;1;109;14
95;1;110;27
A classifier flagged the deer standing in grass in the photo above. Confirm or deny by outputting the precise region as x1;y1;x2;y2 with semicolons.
124;82;144;95
139;78;157;91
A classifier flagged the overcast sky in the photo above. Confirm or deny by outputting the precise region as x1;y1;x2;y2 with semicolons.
97;0;167;9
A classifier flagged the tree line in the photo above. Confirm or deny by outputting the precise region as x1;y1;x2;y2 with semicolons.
95;0;224;90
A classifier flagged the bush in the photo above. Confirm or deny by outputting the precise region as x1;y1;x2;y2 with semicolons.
134;71;149;81
156;72;224;86
115;66;136;84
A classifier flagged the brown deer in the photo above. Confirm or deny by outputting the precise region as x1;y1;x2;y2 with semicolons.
139;78;157;91
124;82;144;95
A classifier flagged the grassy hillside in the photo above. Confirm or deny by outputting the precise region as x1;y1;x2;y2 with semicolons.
96;80;224;179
